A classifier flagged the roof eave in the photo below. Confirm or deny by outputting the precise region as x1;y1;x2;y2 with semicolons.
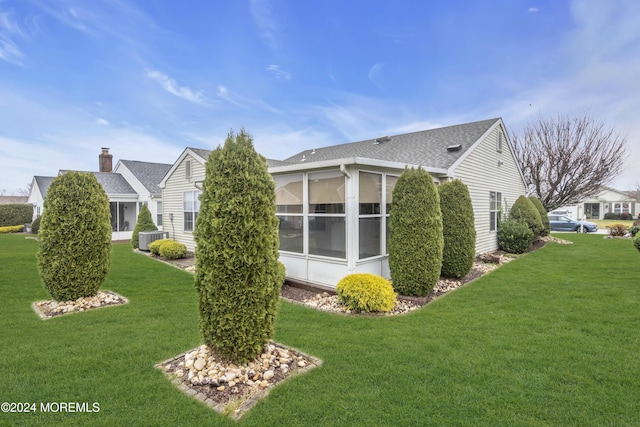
269;156;448;175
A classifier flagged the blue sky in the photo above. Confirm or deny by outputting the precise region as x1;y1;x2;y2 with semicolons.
1;0;639;195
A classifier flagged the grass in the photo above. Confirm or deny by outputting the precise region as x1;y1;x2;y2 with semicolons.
1;233;639;426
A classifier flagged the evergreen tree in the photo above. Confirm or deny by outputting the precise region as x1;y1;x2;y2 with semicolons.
509;195;544;237
38;172;111;301
528;196;550;236
194;129;284;363
131;204;158;249
388;167;443;296
439;180;476;278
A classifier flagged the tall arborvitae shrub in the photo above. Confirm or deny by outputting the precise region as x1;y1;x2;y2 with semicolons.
528;196;550;236
439;180;476;278
509;195;544;237
131;204;158;249
388;167;443;296
194;129;284;364
38;172;111;301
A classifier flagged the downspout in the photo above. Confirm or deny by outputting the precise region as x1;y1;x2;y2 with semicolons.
340;163;351;178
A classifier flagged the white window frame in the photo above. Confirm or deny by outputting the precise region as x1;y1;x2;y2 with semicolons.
490;191;502;232
183;190;201;232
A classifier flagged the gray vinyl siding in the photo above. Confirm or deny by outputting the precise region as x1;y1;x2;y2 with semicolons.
453;125;526;254
161;154;205;252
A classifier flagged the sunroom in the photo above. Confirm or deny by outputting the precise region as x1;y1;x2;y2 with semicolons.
270;157;445;289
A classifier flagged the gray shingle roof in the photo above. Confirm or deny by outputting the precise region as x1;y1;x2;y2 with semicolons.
186;147;286;168
59;171;137;195
120;160;172;196
283;118;500;169
34;176;55;198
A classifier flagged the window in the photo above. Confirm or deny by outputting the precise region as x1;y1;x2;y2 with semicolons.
490;191;502;231
183;190;201;231
497;131;503;153
156;201;163;226
309;170;345;258
275;174;303;253
359;172;382;259
385;175;398;254
185;160;192;180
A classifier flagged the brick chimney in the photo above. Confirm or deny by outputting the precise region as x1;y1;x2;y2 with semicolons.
99;148;113;173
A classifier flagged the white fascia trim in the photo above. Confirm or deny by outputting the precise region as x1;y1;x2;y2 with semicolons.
269;156;447;175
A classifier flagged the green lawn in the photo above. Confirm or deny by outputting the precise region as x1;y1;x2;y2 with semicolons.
1;233;639;426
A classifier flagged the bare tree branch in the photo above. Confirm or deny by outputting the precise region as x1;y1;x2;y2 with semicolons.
511;113;628;211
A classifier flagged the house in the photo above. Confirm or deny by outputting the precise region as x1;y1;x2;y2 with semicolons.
555;187;640;220
113;159;172;230
161;118;527;289
27;149;172;241
0;196;29;204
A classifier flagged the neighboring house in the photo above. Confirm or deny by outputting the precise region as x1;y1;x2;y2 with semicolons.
161;118;527;289
27;176;55;220
556;187;640;220
0;196;28;204
113;159;172;230
27;149;171;241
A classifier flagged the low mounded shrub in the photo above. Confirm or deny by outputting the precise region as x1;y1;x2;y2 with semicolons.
336;273;397;312
628;225;640;238
634;233;640;253
604;212;620;220
0;225;24;233
148;238;171;255
159;240;187;259
606;223;629;237
497;220;533;254
620;212;632;221
31;216;41;234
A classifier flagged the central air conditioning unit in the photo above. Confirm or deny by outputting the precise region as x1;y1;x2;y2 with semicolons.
139;231;169;251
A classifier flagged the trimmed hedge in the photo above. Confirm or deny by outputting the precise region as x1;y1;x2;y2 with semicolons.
0;204;32;226
194;129;284;364
37;172;111;301
439;180;476;279
336;273;396;312
131;204;158;249
529;196;550;236
497;220;533;254
0;225;24;233
159;240;186;259
509;195;544;237
388;167;443;296
604;212;620;220
148;238;172;255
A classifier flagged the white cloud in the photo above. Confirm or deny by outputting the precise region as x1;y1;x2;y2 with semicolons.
0;12;25;64
368;62;384;89
528;7;539;13
250;0;279;49
216;85;281;114
95;118;109;125
267;64;291;80
147;70;207;105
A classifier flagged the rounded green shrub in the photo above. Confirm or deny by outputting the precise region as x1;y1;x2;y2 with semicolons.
0;204;33;226
528;196;550;236
31;216;41;234
37;172;111;301
629;225;640;238
148;238;171;255
439;180;476;278
509;195;543;237
633;232;640;253
497;220;533;254
131;204;158;249
388;167;443;296
194;129;284;364
159;240;186;259
604;212;619;220
336;273;396;312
